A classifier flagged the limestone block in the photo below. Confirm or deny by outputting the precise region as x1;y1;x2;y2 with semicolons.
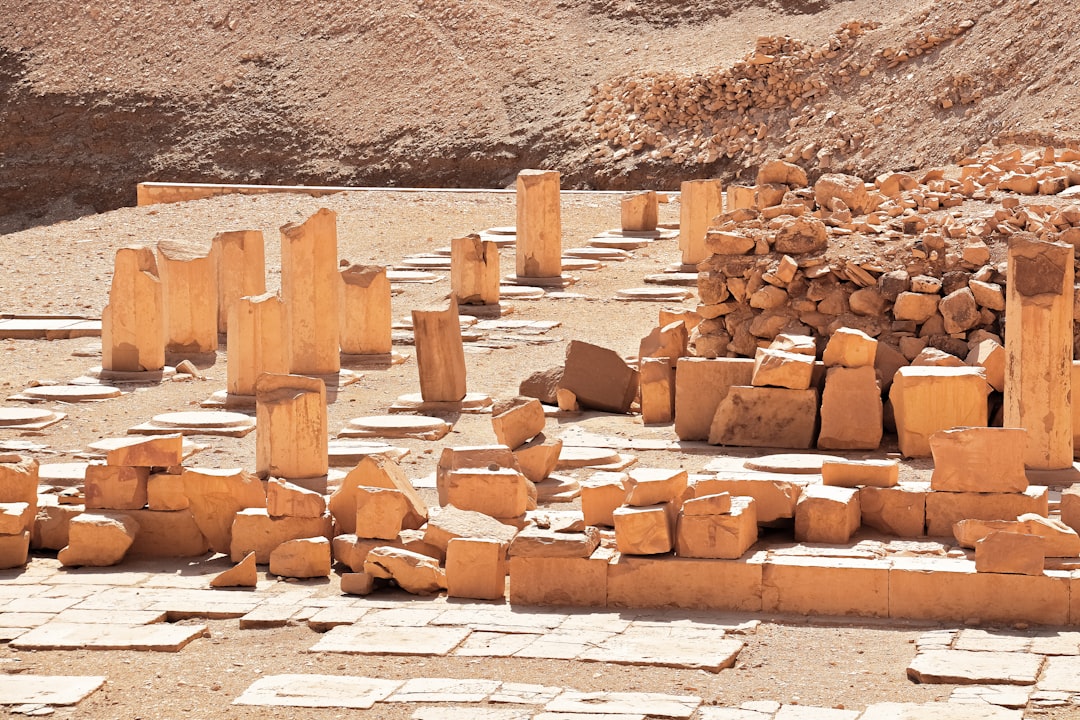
639;321;688;367
183;468;267;552
255;373;328;481
975;532;1044;575
210;551;258;588
969;278;1005;311
817;366;883;450
676;496;757;559
451;234;500;306
280;207;340;376
516;169;562;278
758;159;808;187
0;455;37;533
355;486;411;540
340;572;376;595
939;287;980;334
613;503;675;555
519;366;562;404
412;299;468;402
446;537;508;600
727;184;756;211
708;386;819;449
512;435;562;484
58;511;139;567
0;531;29;569
156;239;218;353
680;179;723;265
966;339;1005;392
794;484;861;544
267;477;326;519
332;534;396;572
509;525;600;559
211;229;266;334
893;292;941;323
763;556;890;618
929;427;1028;493
398;528;445;562
581;472;627;527
435;445;520;506
924;486;1049;537
822;459;899;488
364;546;446;595
227;293;289;397
0;503;31;535
508;549;611;607
606;552;765;612
445;468;530;519
773;215;828;254
105;434;183;468
1063;486;1080;534
954;514;1080;557
822;328;877;368
269;536;331;578
84;464;149;511
674;358;755;441
889;366;989;458
31;503;81;551
771;333;817;356
147;473;189;511
330;455;427;535
814;173;873;214
229;508;332;563
751;347;814;389
860;483;927;537
102;246;165;372
639;359;675;424
560;340;639;414
339;265;392;355
624;467;688;507
423;505;519;551
874;342;908;394
621;190;658;232
1005;236;1074;469
125;509;210;558
491;396;545;450
693;476;802;522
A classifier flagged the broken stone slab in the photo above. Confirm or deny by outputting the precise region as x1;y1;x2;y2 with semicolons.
559;340;639;414
58;511;139;567
11;622;207;652
491;396;546;450
955;515;1080;557
906;649;1044;685
232;674;401;709
1037;655;1080;692
624;467;688;507
386;676;502;704
544;690;701;718
210;551;258;588
708;386;818;449
513;434;562;484
329;455;427;535
309;624;471;656
975;532;1045;576
445;468;531;520
389;391;493;415
794;485;861;544
230;508;332;563
889;366;989;458
676;496;757;560
858;702;1022;720
821;459;899;488
0;408;66;431
446;537;508;601
269;537;331;579
129;410;255;438
338;415;450;441
266;477;326;519
364;546;446;595
11;384;121;403
101;433;183;468
182;467;266;554
508;525;600;559
0;675;106;706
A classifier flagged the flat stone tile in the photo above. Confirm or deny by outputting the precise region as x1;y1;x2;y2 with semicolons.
533;714;646;720
54;609;168;625
239;605;299;629
697;708;774;720
43;571;151;586
361;607;446;627
455;631;537;657
0;627;30;641
411;708;530;720
0;585;42;599
859;701;1023;719
775;705;859;720
11;622;206;652
545;691;701;718
514;631;616;660
907;650;1043;685
1038;656;1080;692
1030;631;1080;656
147;589;261;619
433;607;565;632
306;606;368;632
310;625;471;656
948;685;1031;709
259;589;320;606
0;675;105;705
488;682;563;705
954;629;1032;653
72;587;163;610
557;612;633;634
387;677;502;703
0;613;56;628
579;627;744;672
916;629;958;650
233;674;401;709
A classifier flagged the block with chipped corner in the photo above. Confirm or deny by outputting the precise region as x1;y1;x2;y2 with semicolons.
560;340;639;414
329;455;427;535
794;484;861;544
676;496;757;559
446;537;508;600
929;427;1028;493
889;366;989;458
255;373;328;481
975;531;1045;576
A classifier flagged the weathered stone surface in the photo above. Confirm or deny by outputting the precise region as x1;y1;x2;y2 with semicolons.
58;511;139;567
967;339;1006;392
182;467;265;554
491;396;546;450
822;328;877;368
773;215;828;254
329;455;427;535
613;504;675;555
581;472;627;527
84;464;149;511
794;485;860;544
674;358;755;441
233;674;401;709
147;472;188;511
509;525;600;559
974;532;1045;576
513;434;563;484
11;622;206;652
210;551;258;587
815;173;873;215
821;459;898;488
269;536;331;578
940;287;981;334
519;366;563;405
445;468;530;519
676;496;757;560
364;546;447;594
125;509;210;558
624;467;688;507
859;702;1022;720
354;486;412;540
105;434;183;468
266;477;326;519
929;427;1028;493
423;505;519;551
907;649;1043;685
709;386;818;449
446;537;508;600
560;340;639;414
229;508;332;563
751;348;814;390
0;675;106;706
924;486;1049;537
255;373;328;481
817;366;882;450
890;367;989;458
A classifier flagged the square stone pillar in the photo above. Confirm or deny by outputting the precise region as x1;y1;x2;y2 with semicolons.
227;293;288;397
451;234;500;306
102;246;165;372
339;264;392;356
515;169;562;279
412;299;467;402
157;240;218;353
255;373;328;482
212;230;266;334
679;179;723;266
281;208;340;376
1005;235;1074;469
621;191;658;232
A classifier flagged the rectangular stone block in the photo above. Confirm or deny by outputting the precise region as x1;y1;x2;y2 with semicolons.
817;366;882;450
355;487;411;540
674;358;754;441
794;484;861;544
125;509;210;558
763;556;890;618
822;459;899;488
751;347;814;390
709;386;818;448
0;531;29;569
1063;485;1080;534
624;467;688;507
509;525;600;558
105;434;183;468
491;397;545;450
975;532;1045;576
925;486;1049;537
606;552;765;611
613;504;675;555
445;468;530;520
435;445;520;506
230;508;332;563
929;427;1029;493
693;475;804;522
581;472;627;527
675;496;757;559
822;327;877;368
860;483;928;537
147;473;189;511
561;340;639;414
446;537;507;601
639;359;675;425
889;366;989;458
84;464;149;511
508;550;610;607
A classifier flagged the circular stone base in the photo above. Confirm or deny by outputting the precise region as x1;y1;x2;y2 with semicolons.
347;415;447;433
616;287;693;301
484;226;516;235
0;408;55;427
391;392;493;412
556;446;622;469
561;258;602;271
23;385;121;401
498;285;545;299
152;411;253;429
743;453;847;474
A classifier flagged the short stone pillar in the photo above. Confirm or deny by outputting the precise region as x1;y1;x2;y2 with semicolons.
515;169;562;279
451;234;500;306
227;293;289;398
621;191;658;232
212;230;266;334
726;185;756;211
102;246;166;372
255;373;328;490
281;208;340;376
157;240;218;353
679;179;723;266
412;299;467;402
340;264;392;356
1004;235;1074;469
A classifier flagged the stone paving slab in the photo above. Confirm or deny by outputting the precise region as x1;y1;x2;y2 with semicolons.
306;606;368;632
412;708;530;720
948;685;1031;709
513;630;617;660
1030;631;1080;655
906;649;1043;685
309;625;471;656
11;621;206;652
0;675;106;705
533;714;646;720
455;631;538;657
53;609;168;625
857;702;1022;719
544;691;701;718
0;613;56;628
488;683;563;705
953;629;1032;653
578;627;744;672
233;674;401;709
774;705;859;719
1037;655;1080;692
387;677;502;703
697;708;773;720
